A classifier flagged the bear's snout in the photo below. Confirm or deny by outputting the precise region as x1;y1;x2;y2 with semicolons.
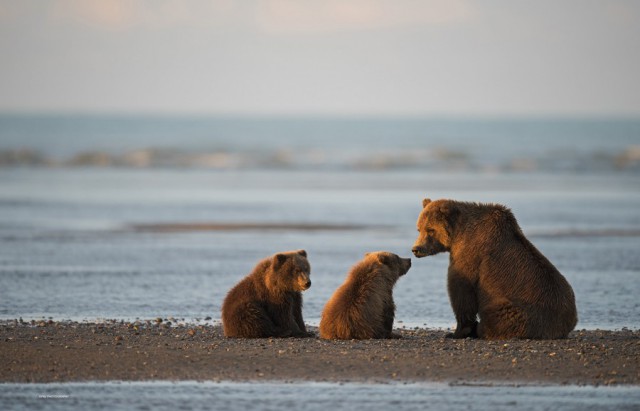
297;274;311;291
399;258;411;276
412;246;427;258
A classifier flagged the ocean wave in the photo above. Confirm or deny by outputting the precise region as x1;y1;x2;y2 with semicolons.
1;146;639;173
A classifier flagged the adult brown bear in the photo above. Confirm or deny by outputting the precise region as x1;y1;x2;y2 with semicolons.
221;250;312;338
319;251;411;340
412;198;577;340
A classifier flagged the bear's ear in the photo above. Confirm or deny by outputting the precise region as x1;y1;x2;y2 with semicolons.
273;253;288;269
437;202;459;234
297;249;307;257
376;253;391;266
438;201;458;220
422;198;432;208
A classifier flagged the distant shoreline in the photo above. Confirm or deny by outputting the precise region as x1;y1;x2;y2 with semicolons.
1;321;637;386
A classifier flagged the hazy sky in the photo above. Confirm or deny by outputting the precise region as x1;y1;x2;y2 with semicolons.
1;0;639;116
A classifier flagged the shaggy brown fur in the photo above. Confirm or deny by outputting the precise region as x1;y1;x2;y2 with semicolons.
412;198;578;340
319;251;411;340
221;250;312;338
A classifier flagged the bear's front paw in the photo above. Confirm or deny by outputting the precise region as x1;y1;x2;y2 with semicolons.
290;330;314;338
389;332;403;339
446;323;478;339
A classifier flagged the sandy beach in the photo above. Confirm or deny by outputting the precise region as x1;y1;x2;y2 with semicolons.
1;320;637;386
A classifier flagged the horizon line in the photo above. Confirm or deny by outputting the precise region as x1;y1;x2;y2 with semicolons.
1;109;640;121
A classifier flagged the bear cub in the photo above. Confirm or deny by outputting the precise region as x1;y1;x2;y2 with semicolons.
319;251;411;340
221;249;312;338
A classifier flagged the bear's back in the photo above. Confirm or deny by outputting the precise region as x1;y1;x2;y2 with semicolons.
320;263;390;339
471;207;577;337
221;268;266;331
482;226;575;306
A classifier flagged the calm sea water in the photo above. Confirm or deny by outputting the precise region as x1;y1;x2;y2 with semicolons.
1;382;639;411
1;116;639;409
2;115;640;172
0;168;639;330
1;115;639;329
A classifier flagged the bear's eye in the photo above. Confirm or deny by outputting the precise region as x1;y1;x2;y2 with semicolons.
426;228;435;234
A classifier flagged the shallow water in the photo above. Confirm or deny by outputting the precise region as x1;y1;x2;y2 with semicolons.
0;168;639;329
1;117;639;410
2;116;640;329
1;381;639;411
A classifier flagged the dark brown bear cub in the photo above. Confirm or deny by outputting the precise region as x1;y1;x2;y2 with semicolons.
319;251;411;340
221;250;312;338
412;198;578;340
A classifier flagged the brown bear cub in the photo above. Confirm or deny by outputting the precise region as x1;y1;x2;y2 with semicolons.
221;250;312;338
319;251;411;340
412;198;578;340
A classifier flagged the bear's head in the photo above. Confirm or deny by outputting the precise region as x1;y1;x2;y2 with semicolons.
265;249;311;294
363;251;411;284
412;198;457;258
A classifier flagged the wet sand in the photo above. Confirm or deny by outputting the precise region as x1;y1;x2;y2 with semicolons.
1;320;638;386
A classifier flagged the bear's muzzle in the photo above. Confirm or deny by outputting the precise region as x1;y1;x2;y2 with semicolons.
412;246;428;258
297;274;311;291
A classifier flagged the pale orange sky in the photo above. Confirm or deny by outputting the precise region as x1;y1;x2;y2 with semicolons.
1;0;639;116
